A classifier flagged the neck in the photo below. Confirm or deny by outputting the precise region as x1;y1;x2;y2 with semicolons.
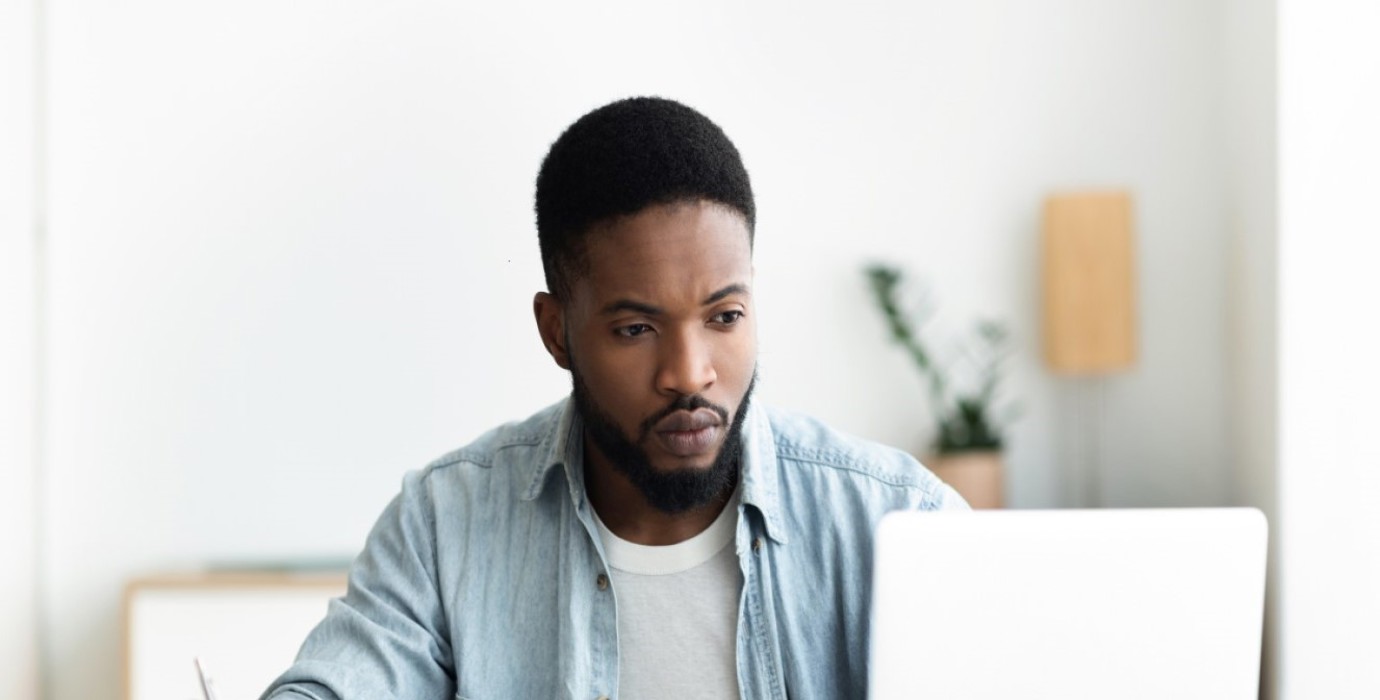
582;436;734;546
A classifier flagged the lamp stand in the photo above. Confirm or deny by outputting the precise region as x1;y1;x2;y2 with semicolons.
1066;377;1106;508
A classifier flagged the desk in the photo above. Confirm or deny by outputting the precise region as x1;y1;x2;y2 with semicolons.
124;572;347;700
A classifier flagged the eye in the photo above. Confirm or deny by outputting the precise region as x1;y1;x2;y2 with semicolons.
614;323;654;338
712;310;745;325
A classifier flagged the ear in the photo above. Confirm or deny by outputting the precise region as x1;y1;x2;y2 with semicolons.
533;291;571;370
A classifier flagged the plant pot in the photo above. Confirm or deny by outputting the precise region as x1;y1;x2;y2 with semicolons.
926;450;1004;509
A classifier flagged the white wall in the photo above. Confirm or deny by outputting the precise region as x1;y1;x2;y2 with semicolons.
1222;0;1278;696
1278;1;1380;697
0;0;41;696
36;2;1241;698
750;1;1234;513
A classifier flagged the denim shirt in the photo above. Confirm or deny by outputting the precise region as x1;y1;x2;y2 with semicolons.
262;398;968;700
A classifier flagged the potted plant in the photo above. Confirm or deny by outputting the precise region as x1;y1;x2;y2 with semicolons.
864;264;1016;508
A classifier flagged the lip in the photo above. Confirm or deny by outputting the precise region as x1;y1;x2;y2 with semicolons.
654;408;722;433
654;425;721;457
650;409;725;458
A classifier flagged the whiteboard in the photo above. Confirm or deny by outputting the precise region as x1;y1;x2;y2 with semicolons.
125;573;347;700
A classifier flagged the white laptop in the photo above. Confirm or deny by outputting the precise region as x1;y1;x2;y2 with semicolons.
868;509;1267;700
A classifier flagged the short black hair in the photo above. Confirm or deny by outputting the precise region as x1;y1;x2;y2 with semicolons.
535;96;755;298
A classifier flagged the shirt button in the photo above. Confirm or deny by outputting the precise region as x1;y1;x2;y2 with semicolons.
752;537;764;553
596;573;609;591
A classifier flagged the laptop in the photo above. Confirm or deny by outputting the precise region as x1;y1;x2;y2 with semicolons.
868;508;1267;700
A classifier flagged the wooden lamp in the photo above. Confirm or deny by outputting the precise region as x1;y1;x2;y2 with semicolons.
1041;191;1138;505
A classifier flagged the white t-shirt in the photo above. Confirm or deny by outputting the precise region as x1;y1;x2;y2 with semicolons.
593;490;744;700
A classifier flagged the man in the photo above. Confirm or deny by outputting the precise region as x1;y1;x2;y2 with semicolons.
262;97;967;700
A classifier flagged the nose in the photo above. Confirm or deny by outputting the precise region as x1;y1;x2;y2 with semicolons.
656;328;717;397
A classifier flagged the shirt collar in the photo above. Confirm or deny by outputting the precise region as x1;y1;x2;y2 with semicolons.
738;400;788;544
522;396;584;505
522;394;789;545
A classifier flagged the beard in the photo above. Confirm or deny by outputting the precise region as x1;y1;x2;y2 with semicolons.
570;363;757;515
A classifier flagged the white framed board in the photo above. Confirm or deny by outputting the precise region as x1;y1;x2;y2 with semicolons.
124;572;347;700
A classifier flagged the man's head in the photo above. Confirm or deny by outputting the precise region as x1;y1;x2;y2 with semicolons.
535;97;756;300
532;97;758;514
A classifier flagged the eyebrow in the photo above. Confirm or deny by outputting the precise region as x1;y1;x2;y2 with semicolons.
703;283;750;305
599;283;750;316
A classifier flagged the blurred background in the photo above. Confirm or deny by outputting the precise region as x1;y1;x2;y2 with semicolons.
1;0;1376;698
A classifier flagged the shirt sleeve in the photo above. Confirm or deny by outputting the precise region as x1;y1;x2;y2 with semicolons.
936;482;972;510
260;470;455;700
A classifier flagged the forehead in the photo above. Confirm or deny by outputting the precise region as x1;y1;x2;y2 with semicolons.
575;201;753;305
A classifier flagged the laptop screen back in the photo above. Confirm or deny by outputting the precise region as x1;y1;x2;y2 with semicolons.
868;509;1267;700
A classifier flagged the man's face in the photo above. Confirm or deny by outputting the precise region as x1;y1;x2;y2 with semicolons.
538;200;758;513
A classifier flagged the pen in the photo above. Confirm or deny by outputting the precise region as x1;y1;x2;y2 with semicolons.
194;656;218;700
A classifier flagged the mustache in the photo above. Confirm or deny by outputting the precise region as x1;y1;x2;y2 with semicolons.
638;394;729;439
